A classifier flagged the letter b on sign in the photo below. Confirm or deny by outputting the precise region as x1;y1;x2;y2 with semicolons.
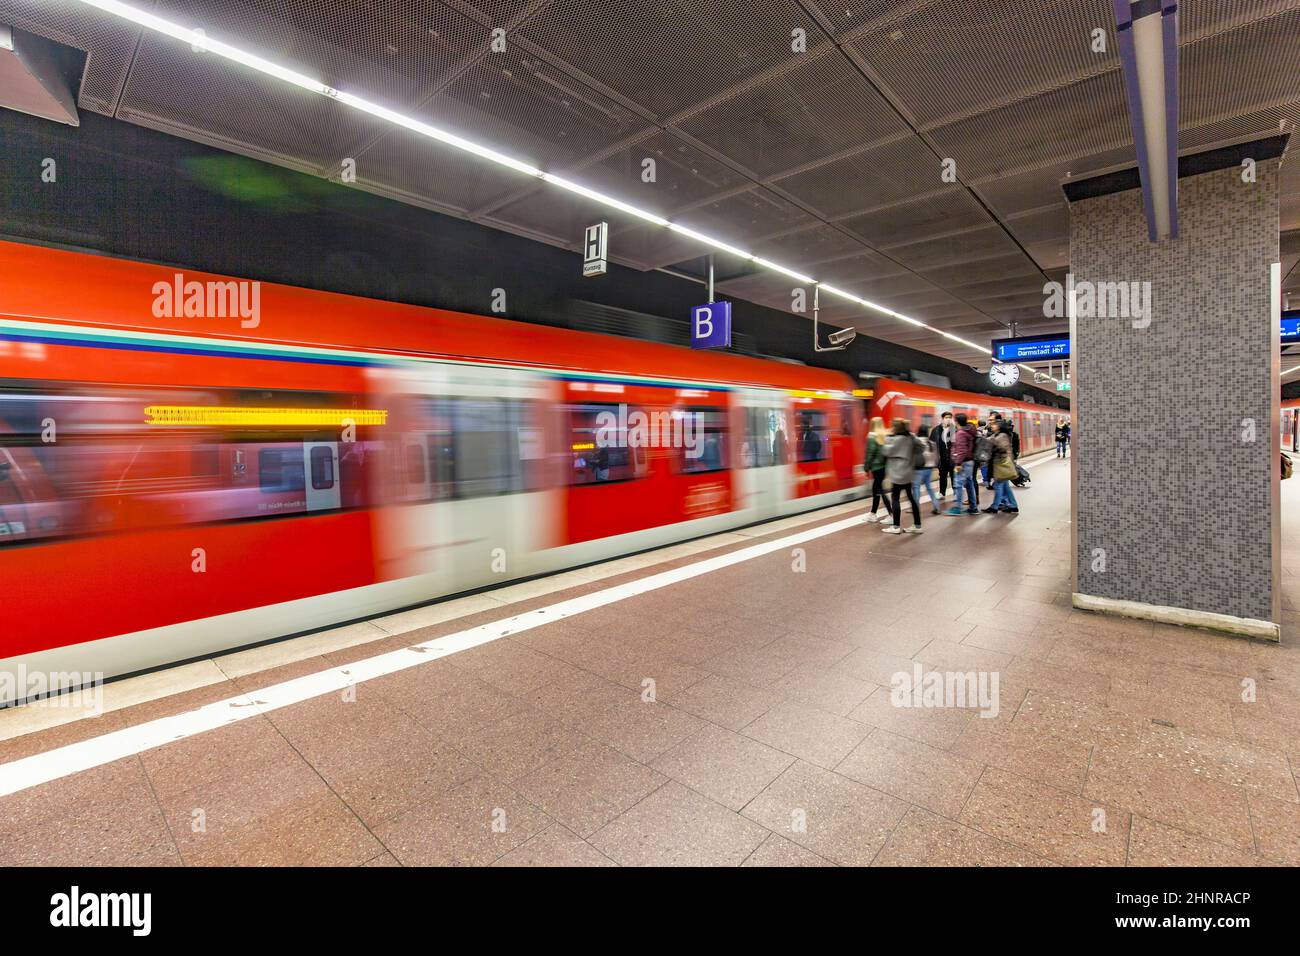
691;301;731;349
696;308;712;339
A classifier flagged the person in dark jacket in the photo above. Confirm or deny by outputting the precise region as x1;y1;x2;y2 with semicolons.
864;416;889;522
929;411;954;500
980;416;999;488
1055;418;1070;458
945;413;980;515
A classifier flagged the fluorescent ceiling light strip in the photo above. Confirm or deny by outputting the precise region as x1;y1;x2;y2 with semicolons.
815;284;863;305
74;0;1013;368
752;257;813;284
78;0;330;95
666;223;752;260
334;92;543;177
541;174;668;225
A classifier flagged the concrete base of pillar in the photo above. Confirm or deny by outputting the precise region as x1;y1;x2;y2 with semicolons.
1072;592;1281;643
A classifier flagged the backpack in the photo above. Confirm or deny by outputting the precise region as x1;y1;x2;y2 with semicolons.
912;436;928;469
1283;453;1293;481
974;434;993;464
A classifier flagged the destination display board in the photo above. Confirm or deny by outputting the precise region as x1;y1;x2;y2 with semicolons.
990;333;1070;362
1282;311;1300;344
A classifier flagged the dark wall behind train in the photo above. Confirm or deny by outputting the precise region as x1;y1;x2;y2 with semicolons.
0;108;1065;407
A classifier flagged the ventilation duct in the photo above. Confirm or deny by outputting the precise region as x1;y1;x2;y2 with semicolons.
0;26;81;126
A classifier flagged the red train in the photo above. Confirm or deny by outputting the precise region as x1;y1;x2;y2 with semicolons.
0;241;1069;697
0;241;870;697
1283;398;1300;452
863;379;1066;457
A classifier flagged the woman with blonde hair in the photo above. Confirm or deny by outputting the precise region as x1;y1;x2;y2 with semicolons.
864;416;889;522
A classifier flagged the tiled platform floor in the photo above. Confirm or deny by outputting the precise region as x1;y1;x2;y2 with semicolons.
3;454;1300;866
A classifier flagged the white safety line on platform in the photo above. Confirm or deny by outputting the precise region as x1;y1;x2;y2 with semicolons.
0;512;869;797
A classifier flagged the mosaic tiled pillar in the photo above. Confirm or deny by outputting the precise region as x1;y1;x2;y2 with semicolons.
1067;156;1282;640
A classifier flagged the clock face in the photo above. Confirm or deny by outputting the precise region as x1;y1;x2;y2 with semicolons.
989;363;1020;387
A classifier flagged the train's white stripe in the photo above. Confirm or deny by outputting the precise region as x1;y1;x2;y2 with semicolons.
0;512;866;797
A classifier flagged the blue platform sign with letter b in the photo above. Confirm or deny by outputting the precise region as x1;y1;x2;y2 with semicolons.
691;301;731;349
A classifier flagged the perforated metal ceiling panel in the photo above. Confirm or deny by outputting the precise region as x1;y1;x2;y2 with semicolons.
843;0;1118;130
4;0;1298;363
516;0;823;121
591;130;749;214
839;189;989;247
350;120;537;215
771;134;945;219
0;0;142;113
673;50;909;180
812;248;910;286
752;223;870;267
418;44;652;172
120;30;392;173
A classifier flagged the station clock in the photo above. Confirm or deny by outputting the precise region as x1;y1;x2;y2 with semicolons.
989;363;1020;387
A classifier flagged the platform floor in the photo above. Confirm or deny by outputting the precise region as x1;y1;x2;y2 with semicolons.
3;452;1300;866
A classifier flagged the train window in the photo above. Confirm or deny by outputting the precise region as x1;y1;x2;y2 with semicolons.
795;409;828;462
258;448;305;493
430;432;455;498
310;446;335;490
680;407;727;474
566;403;640;485
0;460;21;505
453;400;519;497
769;408;791;465
740;408;773;468
405;444;427;486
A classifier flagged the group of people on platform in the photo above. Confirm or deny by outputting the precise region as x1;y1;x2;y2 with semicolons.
864;411;1055;535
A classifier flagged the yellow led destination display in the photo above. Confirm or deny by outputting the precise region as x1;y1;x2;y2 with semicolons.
788;388;849;400
144;406;389;427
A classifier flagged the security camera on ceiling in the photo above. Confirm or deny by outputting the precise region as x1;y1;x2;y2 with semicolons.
827;327;856;347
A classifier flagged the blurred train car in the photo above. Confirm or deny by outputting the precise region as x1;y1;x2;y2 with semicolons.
1282;398;1300;452
0;240;866;697
863;378;1064;455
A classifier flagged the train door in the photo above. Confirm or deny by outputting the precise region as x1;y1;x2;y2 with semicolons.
438;364;554;592
303;441;341;512
368;363;555;596
734;389;787;520
369;364;450;585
